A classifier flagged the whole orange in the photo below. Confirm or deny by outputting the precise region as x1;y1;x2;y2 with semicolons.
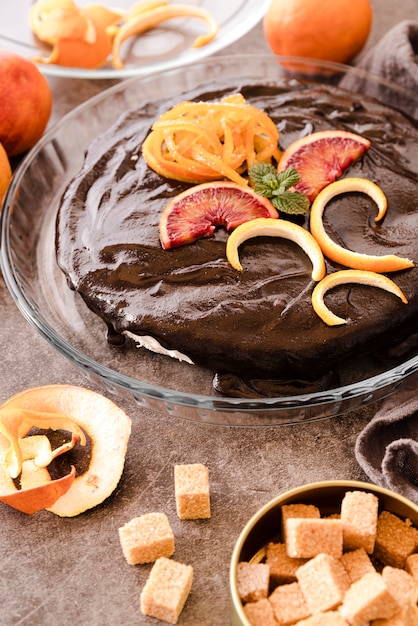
263;0;373;64
0;141;12;208
0;50;52;157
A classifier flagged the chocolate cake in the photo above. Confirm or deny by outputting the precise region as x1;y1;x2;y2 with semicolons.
56;78;418;396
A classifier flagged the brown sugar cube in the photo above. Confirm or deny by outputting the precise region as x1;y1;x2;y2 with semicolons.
339;572;400;626
405;553;418;580
237;562;270;603
174;463;210;520
372;604;418;626
266;542;308;586
340;490;378;554
295;611;348;625
296;553;351;614
340;548;376;583
286;518;343;559
118;512;175;565
243;598;279;626
374;511;418;568
281;504;320;543
382;565;418;606
140;557;193;624
268;582;311;625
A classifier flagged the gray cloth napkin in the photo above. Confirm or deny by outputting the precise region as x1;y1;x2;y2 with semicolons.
355;376;418;504
345;21;418;502
340;20;418;119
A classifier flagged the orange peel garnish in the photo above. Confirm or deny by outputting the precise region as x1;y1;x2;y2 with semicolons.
226;217;326;281
312;269;408;326
111;3;219;69
310;177;415;273
142;94;281;185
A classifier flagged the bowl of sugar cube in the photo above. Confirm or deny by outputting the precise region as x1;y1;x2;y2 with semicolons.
230;480;418;626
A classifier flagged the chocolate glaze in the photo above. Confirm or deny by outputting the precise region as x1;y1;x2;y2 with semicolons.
56;79;418;389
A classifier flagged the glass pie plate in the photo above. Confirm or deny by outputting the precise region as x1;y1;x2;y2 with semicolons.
1;55;418;427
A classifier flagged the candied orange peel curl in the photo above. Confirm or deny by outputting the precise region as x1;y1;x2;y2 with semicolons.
29;0;219;70
142;93;282;185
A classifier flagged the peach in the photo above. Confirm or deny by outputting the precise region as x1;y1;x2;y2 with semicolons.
0;141;12;207
0;50;52;157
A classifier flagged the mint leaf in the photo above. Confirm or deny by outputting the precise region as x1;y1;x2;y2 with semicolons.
276;167;301;190
249;162;276;185
270;191;310;215
249;163;310;215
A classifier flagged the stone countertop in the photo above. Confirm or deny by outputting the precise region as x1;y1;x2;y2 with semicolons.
0;2;417;625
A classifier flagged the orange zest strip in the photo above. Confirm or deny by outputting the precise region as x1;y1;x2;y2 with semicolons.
142;95;281;185
312;269;408;326
226;217;326;281
310;177;415;273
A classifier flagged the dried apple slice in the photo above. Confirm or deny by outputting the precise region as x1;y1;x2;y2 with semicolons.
0;407;85;479
20;459;52;489
0;466;76;515
0;385;131;517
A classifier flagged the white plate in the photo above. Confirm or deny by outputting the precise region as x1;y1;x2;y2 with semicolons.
0;0;270;78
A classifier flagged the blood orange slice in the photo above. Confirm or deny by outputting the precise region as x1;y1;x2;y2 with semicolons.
278;130;371;202
159;181;278;250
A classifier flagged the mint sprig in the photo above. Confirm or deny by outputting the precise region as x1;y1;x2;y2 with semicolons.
249;163;310;215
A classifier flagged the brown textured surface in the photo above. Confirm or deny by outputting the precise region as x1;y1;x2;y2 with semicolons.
0;2;417;625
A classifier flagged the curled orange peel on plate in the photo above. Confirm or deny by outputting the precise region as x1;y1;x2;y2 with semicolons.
111;3;219;69
30;0;116;68
226;217;326;281
142;94;281;185
312;269;408;326
29;0;219;70
30;0;93;45
310;177;415;273
80;4;126;30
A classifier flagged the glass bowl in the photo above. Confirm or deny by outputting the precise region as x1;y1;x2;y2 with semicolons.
229;480;418;625
1;55;418;426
